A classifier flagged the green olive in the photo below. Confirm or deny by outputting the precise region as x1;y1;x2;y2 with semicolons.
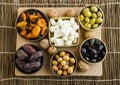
79;15;84;21
52;60;58;65
61;60;67;66
84;11;92;17
84;23;91;29
92;24;99;28
70;58;75;64
97;11;103;18
63;55;70;61
84;17;90;23
92;13;97;18
81;21;85;25
55;54;59;59
63;71;68;76
67;67;73;74
82;8;90;13
59;51;66;57
57;57;63;62
57;70;63;75
90;18;96;25
90;6;98;12
96;18;103;23
52;66;58;72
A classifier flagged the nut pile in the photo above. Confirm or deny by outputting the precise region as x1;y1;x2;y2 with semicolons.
15;44;43;73
51;51;76;76
16;9;48;40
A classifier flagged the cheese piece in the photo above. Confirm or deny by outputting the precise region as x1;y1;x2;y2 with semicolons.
54;39;64;46
50;19;56;26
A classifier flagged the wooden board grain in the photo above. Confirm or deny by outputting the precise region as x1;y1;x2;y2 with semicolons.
15;7;102;76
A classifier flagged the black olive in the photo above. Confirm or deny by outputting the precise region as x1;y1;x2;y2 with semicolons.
81;48;87;53
88;48;97;55
17;27;22;33
98;45;104;50
94;39;101;46
93;54;98;58
84;57;90;61
83;42;89;48
91;59;97;62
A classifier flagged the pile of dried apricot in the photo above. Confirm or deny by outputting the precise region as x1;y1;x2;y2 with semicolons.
16;9;48;40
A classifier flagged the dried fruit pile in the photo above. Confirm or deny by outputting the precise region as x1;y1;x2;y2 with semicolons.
16;9;48;40
15;44;43;73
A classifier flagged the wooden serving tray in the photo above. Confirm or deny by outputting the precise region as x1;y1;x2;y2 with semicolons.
15;7;102;76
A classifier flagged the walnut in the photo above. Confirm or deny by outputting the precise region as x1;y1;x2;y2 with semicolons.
78;60;89;72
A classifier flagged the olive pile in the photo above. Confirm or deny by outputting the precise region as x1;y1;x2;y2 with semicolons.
81;38;106;63
51;51;76;76
15;44;43;73
79;5;104;29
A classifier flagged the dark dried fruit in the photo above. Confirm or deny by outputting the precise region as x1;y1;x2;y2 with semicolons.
17;17;23;22
23;45;36;55
17;49;28;60
30;51;43;62
24;62;40;72
16;58;25;68
17;27;22;33
29;9;36;15
25;28;31;34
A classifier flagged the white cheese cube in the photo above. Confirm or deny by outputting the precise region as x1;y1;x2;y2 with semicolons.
73;38;78;44
70;18;75;24
55;25;59;29
60;25;70;36
50;26;55;33
57;19;63;25
69;35;75;41
62;36;68;41
50;19;56;25
69;30;75;35
73;24;79;31
74;32;79;38
64;40;72;46
50;37;56;43
54;29;63;38
55;39;64;46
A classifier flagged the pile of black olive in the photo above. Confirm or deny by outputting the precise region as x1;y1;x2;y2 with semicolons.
81;38;106;63
15;44;43;73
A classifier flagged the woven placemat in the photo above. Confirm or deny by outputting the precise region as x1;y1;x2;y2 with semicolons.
0;0;120;85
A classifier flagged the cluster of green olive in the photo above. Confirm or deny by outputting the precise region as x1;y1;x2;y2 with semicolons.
51;51;76;76
79;5;104;29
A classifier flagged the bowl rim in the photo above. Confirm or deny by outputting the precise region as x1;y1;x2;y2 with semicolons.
78;4;105;31
50;50;77;77
15;8;49;42
48;17;80;47
79;38;108;64
15;44;44;74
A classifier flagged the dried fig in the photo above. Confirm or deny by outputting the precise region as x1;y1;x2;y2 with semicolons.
17;49;28;60
23;45;36;55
